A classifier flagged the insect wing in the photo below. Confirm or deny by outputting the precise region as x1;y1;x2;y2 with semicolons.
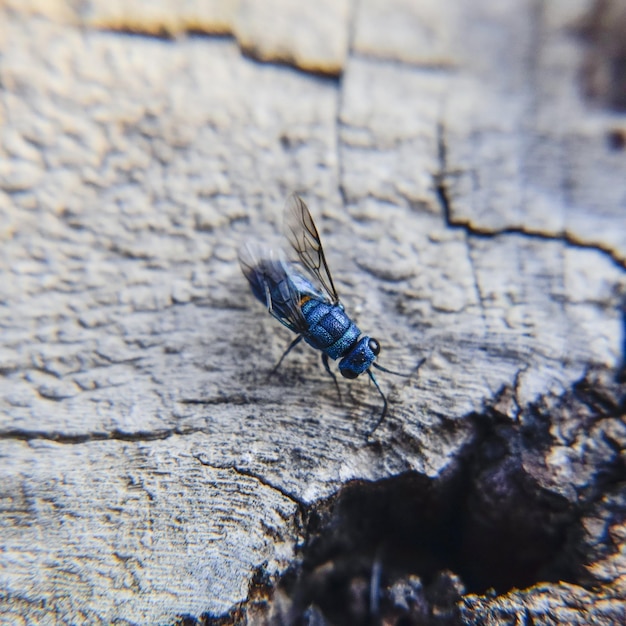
284;194;339;304
239;243;309;334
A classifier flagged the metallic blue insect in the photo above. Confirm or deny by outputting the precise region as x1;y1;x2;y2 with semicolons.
239;194;415;435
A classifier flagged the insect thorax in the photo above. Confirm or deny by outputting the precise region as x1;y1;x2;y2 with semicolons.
301;299;361;360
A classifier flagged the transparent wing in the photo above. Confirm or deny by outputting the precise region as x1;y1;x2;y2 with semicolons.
238;243;310;334
284;194;339;304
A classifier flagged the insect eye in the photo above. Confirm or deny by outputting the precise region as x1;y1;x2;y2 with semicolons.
369;338;380;356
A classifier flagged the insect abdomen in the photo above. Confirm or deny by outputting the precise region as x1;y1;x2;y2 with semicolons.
301;299;360;359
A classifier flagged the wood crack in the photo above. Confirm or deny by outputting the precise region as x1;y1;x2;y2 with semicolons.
192;455;306;508
0;426;207;445
435;121;626;271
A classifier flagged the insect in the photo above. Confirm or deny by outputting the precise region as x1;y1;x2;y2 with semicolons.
239;194;419;436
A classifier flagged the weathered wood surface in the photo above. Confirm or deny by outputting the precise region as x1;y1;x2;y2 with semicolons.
0;0;624;624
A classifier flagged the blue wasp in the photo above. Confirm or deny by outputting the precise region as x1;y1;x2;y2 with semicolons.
239;194;418;436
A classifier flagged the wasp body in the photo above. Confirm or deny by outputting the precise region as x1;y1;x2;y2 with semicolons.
240;194;415;435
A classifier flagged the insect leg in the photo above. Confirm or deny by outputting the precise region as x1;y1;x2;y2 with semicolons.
321;353;342;402
269;335;303;378
366;369;388;438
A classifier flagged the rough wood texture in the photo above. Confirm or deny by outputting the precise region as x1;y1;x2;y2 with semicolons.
0;0;624;624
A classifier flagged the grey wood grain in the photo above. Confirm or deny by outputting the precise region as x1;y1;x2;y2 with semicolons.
0;0;624;623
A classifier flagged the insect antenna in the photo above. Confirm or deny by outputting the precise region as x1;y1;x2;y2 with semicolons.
372;356;426;378
366;370;388;438
366;358;426;438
